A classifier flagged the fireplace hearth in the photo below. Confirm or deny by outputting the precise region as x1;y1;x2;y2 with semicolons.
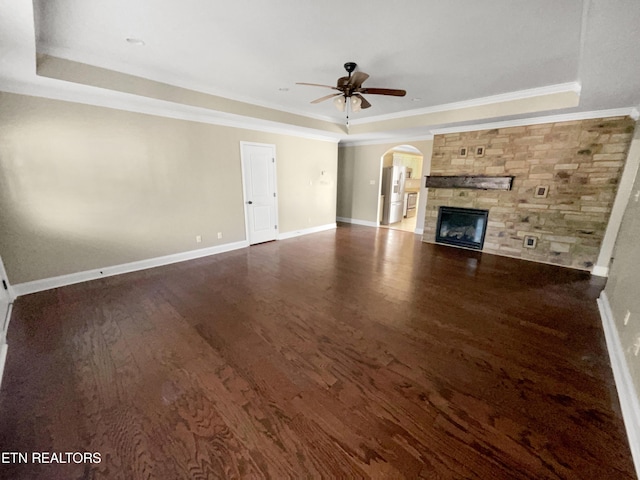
436;206;488;250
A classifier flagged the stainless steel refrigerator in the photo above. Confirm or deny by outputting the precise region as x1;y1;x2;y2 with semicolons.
381;166;406;225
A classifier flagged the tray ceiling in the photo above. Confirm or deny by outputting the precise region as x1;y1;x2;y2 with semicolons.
1;1;638;140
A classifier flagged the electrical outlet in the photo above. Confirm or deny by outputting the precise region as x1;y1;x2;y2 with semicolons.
217;232;223;239
624;310;631;326
634;190;640;202
370;180;376;185
634;336;640;356
195;235;202;243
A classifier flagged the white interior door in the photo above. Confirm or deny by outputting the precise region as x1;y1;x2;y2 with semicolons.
241;143;278;245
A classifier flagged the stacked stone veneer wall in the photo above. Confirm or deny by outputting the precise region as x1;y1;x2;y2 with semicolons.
423;116;636;270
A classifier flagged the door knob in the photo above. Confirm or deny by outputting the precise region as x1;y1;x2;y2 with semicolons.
247;201;253;204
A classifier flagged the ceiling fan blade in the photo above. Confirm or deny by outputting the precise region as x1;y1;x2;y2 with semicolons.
359;87;406;96
349;71;369;88
336;76;350;88
296;82;339;90
354;94;371;109
311;93;342;104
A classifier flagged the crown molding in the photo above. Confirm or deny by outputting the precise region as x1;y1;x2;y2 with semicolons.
38;47;581;130
337;107;638;146
37;45;343;125
2;73;635;146
0;78;342;144
430;107;638;135
349;82;582;126
339;133;434;147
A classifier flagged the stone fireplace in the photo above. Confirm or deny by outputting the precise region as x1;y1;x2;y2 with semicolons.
423;116;636;271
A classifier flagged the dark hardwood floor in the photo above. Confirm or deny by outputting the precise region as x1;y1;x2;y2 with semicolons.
0;224;635;479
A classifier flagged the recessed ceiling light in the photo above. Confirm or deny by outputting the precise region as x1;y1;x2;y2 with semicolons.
412;97;421;102
125;38;145;46
278;87;289;92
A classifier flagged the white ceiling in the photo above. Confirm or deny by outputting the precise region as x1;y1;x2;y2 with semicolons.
2;1;640;140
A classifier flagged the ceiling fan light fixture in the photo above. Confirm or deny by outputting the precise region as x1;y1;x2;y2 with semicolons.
333;95;346;112
350;96;362;112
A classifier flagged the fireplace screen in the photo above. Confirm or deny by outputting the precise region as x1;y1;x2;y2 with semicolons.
435;206;489;250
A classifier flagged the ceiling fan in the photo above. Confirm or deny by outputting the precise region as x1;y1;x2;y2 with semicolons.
297;62;406;113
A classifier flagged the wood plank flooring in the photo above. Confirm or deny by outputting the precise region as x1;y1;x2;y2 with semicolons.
0;224;635;479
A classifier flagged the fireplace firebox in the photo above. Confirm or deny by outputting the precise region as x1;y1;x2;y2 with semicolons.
435;206;489;250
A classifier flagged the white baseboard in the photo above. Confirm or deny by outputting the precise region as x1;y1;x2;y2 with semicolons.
336;217;379;228
12;240;249;297
414;227;424;235
597;291;640;477
10;224;341;297
277;223;336;240
592;265;610;277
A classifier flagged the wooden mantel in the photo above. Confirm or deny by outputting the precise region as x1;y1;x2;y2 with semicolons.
425;175;514;191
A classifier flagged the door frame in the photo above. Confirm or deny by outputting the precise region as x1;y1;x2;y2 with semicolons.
0;256;14;303
0;255;14;390
239;141;279;244
0;255;14;341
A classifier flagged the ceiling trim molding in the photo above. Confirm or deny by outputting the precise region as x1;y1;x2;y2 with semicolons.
2;77;635;146
37;46;343;125
339;134;434;147
349;82;582;126
430;107;638;135
0;79;342;143
30;48;589;131
338;106;638;147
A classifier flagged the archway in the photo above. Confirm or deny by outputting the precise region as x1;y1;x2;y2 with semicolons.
378;145;424;233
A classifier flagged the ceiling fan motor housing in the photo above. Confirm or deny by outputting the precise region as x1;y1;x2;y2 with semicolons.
344;62;357;74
